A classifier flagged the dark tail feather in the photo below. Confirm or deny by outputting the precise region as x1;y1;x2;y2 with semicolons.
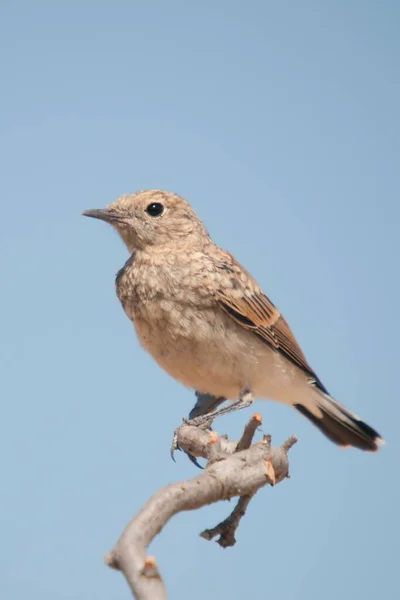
294;396;384;452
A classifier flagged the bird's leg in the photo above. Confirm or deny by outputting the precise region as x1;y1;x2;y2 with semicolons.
186;389;254;426
188;392;227;419
170;390;254;463
170;392;226;464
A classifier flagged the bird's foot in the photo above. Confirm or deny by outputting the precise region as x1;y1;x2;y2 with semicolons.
170;392;226;466
170;390;254;466
170;416;213;468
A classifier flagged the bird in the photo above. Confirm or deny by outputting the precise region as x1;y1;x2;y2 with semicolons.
83;190;384;452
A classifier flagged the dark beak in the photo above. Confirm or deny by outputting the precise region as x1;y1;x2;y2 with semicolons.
82;208;123;224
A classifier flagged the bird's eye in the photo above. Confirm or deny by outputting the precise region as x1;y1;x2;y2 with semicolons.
145;202;164;217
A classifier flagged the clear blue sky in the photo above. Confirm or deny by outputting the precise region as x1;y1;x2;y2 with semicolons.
1;1;398;598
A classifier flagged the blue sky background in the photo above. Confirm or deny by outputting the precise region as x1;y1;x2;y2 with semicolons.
1;1;399;598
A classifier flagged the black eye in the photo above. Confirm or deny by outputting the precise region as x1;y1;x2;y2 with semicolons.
145;202;164;217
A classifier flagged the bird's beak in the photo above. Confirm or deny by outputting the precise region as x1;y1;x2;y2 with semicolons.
82;208;124;224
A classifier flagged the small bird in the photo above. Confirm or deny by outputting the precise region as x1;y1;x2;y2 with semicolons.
83;190;384;451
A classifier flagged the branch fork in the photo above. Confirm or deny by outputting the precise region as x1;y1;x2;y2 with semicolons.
106;414;297;599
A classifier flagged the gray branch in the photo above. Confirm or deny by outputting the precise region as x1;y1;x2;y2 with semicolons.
105;415;297;599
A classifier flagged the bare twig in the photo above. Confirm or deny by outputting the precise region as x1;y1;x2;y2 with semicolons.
106;416;297;599
235;412;262;452
200;411;263;547
200;493;254;547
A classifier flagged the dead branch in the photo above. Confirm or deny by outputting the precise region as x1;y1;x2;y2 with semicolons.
105;415;297;599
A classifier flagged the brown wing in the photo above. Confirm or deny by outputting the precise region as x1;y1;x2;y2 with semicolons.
212;254;328;394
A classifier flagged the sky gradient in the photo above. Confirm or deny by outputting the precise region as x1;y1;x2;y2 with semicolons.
1;1;399;599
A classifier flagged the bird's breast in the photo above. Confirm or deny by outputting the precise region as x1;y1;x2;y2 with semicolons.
114;257;299;399
126;295;276;398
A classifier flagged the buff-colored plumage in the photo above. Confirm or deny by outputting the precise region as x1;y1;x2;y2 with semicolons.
83;190;384;451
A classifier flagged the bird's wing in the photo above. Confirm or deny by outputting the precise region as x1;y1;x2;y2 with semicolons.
209;252;328;394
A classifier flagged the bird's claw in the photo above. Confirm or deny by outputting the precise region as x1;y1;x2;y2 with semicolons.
187;453;204;469
170;427;181;462
170;415;213;468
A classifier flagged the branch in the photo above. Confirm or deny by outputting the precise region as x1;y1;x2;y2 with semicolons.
201;414;273;548
105;415;297;599
200;493;254;547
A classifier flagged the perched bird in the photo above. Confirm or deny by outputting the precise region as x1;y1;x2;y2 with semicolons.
83;190;384;451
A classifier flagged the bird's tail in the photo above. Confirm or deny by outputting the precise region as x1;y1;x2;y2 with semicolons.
294;393;384;452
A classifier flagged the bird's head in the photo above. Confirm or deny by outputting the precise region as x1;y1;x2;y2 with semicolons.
83;190;209;253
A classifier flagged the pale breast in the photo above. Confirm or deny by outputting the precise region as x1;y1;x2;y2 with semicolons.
115;250;301;400
132;299;280;399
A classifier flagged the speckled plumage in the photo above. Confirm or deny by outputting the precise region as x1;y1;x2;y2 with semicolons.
115;242;283;399
83;190;384;451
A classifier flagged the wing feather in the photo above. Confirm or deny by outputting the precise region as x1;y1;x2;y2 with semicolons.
211;254;328;394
